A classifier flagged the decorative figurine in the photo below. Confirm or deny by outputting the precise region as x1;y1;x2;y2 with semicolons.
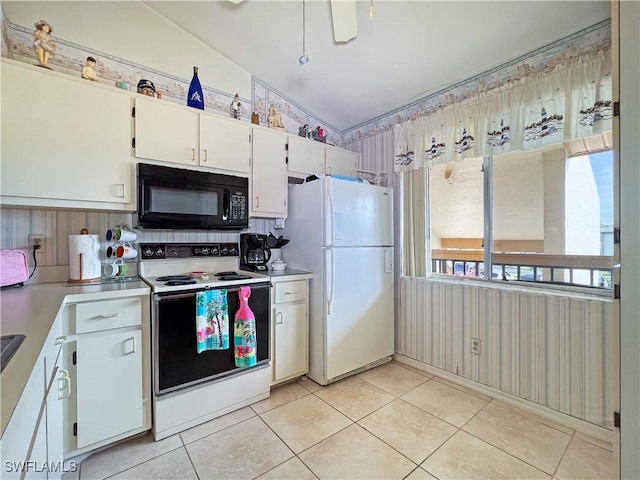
251;112;260;125
137;79;156;97
81;56;97;81
33;20;56;69
230;93;242;119
268;104;285;130
313;125;327;143
187;66;205;110
298;123;310;138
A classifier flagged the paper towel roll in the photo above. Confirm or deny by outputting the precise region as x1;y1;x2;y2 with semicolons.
69;235;101;281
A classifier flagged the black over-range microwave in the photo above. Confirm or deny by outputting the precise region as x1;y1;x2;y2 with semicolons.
136;163;249;230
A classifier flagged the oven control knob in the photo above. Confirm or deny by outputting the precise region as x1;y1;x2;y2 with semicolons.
156;247;165;257
144;247;153;257
202;247;210;255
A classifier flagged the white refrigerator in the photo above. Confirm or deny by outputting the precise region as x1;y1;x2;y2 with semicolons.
284;176;394;385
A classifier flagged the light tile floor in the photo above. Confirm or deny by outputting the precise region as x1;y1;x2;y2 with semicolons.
72;362;615;480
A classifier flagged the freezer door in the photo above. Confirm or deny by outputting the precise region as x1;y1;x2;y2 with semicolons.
324;247;394;381
324;177;393;247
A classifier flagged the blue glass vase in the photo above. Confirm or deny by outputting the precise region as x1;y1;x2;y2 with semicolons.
187;66;204;110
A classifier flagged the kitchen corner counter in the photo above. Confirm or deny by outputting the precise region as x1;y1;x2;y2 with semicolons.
268;269;313;281
0;279;150;437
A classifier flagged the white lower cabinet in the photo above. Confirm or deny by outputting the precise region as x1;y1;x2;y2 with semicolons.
271;279;309;385
62;296;150;458
75;330;143;448
0;325;65;479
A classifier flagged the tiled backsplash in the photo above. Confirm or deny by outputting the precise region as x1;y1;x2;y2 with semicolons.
0;207;274;269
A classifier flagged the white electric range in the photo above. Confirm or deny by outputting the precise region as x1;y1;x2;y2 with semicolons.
138;243;272;440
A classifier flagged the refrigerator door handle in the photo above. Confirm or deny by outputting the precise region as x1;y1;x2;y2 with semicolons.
327;178;335;247
327;248;335;315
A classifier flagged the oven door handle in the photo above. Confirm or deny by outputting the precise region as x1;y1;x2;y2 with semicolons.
223;188;230;221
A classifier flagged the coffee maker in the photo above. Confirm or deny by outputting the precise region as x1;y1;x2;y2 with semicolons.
239;233;271;272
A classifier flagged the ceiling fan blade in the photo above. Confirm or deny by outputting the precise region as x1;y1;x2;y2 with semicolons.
330;0;358;43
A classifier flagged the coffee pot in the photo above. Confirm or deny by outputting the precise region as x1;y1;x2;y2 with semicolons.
239;233;271;272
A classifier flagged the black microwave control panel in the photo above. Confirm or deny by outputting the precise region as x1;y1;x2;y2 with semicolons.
230;193;247;220
139;243;239;260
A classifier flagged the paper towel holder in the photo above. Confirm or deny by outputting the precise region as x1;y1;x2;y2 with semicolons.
68;230;102;284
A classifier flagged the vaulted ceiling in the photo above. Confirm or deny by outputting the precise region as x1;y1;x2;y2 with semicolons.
144;1;610;132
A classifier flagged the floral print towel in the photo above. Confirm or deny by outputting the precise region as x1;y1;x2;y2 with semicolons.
195;289;229;353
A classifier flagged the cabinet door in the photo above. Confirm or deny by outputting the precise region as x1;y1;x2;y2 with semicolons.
325;146;358;177
251;128;288;217
75;329;143;448
274;303;308;381
134;97;198;166
288;135;325;176
200;115;251;173
1;62;133;205
44;325;65;480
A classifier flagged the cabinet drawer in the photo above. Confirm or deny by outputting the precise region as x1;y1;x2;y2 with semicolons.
75;298;142;333
274;281;307;303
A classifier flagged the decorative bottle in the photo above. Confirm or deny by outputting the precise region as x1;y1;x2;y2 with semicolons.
234;286;257;368
187;66;204;110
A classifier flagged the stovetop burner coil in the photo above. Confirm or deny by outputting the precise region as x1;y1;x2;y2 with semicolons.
165;279;198;286
156;275;193;282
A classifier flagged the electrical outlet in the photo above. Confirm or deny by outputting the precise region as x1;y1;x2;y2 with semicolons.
471;337;481;355
28;234;46;253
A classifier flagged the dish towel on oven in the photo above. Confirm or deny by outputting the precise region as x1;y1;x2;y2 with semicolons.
234;286;257;368
195;289;229;353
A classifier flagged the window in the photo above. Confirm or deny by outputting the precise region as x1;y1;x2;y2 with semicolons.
424;145;614;290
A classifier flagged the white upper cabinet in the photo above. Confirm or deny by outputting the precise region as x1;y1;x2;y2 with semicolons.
287;135;325;177
134;97;251;174
251;128;287;218
200;115;251;173
1;60;134;209
325;145;358;177
134;97;199;166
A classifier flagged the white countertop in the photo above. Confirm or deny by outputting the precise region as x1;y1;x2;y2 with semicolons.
268;269;313;281
0;280;150;437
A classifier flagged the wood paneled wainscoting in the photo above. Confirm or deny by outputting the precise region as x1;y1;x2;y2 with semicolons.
396;276;617;436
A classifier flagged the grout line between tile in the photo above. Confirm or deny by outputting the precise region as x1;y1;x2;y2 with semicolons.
180;410;258;446
461;428;559;478
551;431;575;479
182;444;201;480
488;398;576;437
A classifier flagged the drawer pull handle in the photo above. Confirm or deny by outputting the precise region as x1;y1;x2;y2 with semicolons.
276;312;283;325
97;313;121;319
284;292;297;295
58;369;71;400
54;336;67;345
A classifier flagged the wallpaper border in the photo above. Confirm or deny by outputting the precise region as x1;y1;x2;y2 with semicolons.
1;9;611;148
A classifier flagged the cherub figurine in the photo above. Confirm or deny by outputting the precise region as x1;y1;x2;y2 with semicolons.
33;20;56;69
230;93;242;119
81;56;98;81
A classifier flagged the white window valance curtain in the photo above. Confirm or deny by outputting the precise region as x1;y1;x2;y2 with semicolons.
394;50;612;172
